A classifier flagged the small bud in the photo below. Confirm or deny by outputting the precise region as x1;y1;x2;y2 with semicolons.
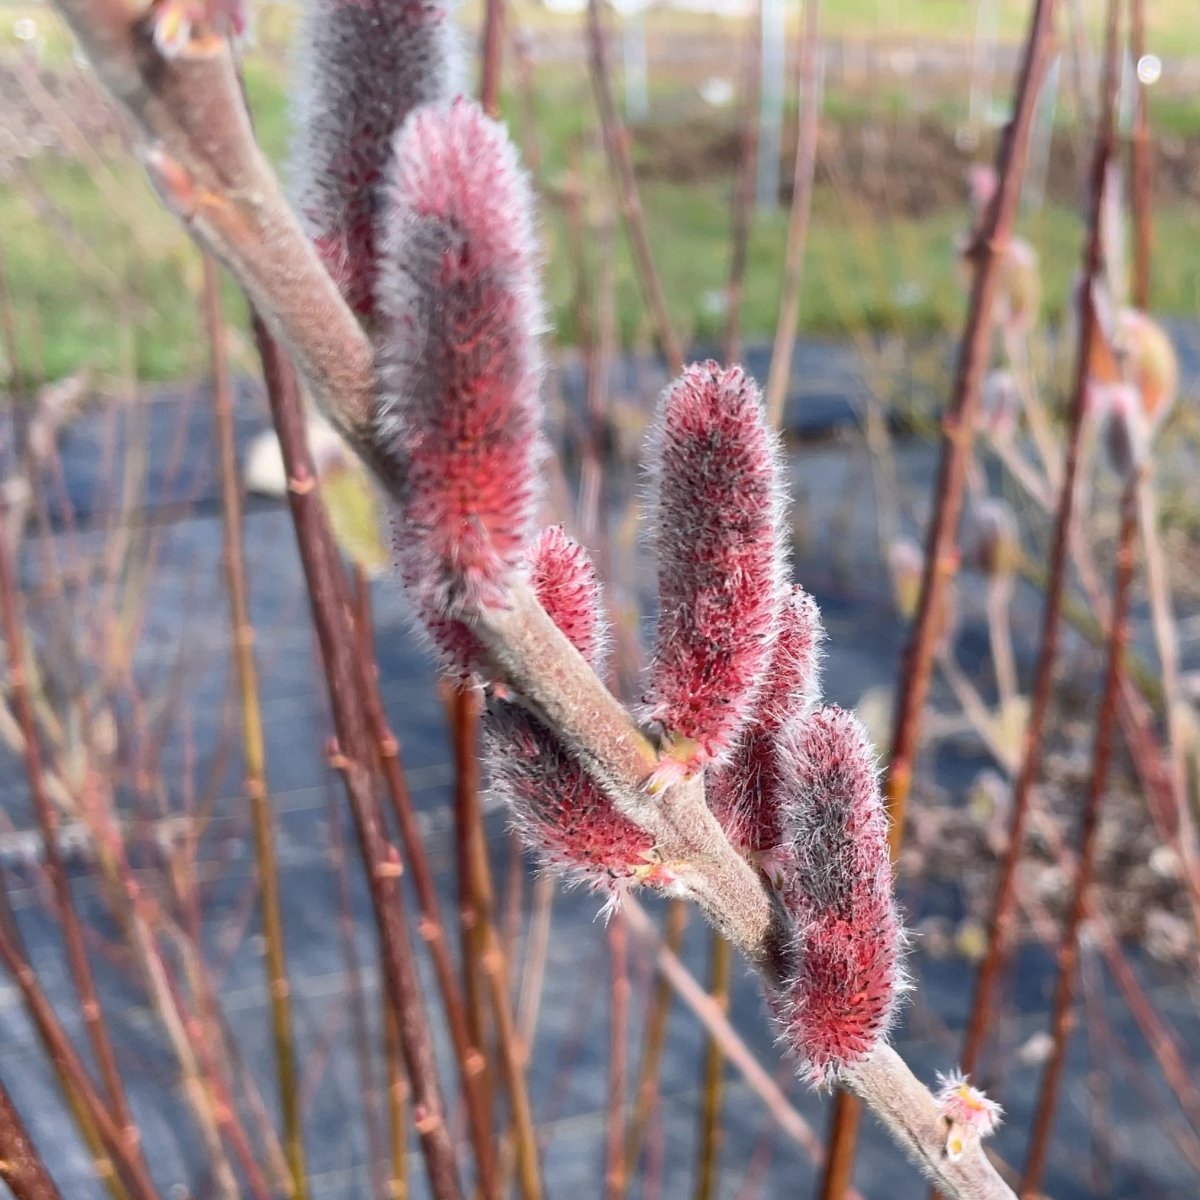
967;165;997;220
961;170;1040;336
888;538;923;620
1092;307;1179;434
291;0;458;315
965;499;1020;580
776;707;903;1084
644;362;786;774
376;99;544;623
529;525;607;669
996;237;1040;338
934;1070;1003;1161
979;370;1021;443
1096;382;1150;478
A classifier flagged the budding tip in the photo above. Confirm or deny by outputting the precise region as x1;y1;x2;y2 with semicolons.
935;1070;1003;1158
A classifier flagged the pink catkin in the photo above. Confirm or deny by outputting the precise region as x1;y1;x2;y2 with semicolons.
777;706;902;1083
708;588;822;858
528;525;607;667
375;99;544;625
645;362;786;773
291;0;456;316
486;528;655;889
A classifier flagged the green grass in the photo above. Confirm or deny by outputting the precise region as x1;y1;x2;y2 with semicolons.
2;7;1200;384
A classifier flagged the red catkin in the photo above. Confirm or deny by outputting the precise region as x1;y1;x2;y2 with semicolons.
486;528;657;892
708;588;822;861
291;0;457;316
375;99;544;624
777;706;903;1083
644;361;786;775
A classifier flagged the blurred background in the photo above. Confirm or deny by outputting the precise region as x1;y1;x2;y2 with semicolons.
1;1;1198;1197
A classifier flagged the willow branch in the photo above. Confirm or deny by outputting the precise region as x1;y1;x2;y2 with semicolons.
51;0;374;446
0;1076;63;1200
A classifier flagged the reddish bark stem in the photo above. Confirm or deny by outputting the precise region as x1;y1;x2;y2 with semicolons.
822;2;1059;1193
1021;474;1137;1197
250;317;464;1200
958;0;1119;1098
0;1076;63;1200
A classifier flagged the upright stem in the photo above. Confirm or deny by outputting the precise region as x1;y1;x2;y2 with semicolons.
1134;474;1196;879
250;318;463;1200
605;914;631;1200
722;3;763;365
1128;0;1152;310
352;596;500;1199
885;0;1057;857
383;1001;411;1200
447;684;491;1085
624;901;687;1176
585;0;683;374
479;0;505;117
819;4;1058;1193
0;501;145;1178
0;1075;63;1200
446;687;543;1200
1020;474;1138;1198
202;255;309;1200
958;0;1119;1097
764;0;820;429
0;916;161;1200
694;934;732;1200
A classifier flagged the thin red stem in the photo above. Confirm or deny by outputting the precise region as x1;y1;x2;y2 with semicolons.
250;317;463;1200
1020;473;1137;1197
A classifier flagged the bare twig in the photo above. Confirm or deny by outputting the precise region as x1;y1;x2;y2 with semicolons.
957;0;1119;1095
52;0;375;445
0;497;146;1179
764;0;821;429
824;2;1060;1192
605;915;631;1200
0;912;160;1200
1128;0;1152;309
353;593;499;1197
202;254;309;1200
1020;472;1137;1198
624;900;687;1179
0;1075;63;1200
479;0;505;117
695;933;732;1200
584;0;683;374
722;5;763;365
250;318;463;1200
444;686;543;1199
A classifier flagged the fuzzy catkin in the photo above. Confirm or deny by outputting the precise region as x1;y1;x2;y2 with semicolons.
486;529;656;891
708;588;822;858
644;362;786;773
291;0;457;316
777;706;903;1083
375;99;544;623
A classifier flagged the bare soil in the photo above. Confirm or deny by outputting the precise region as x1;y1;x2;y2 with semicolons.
631;114;1200;216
